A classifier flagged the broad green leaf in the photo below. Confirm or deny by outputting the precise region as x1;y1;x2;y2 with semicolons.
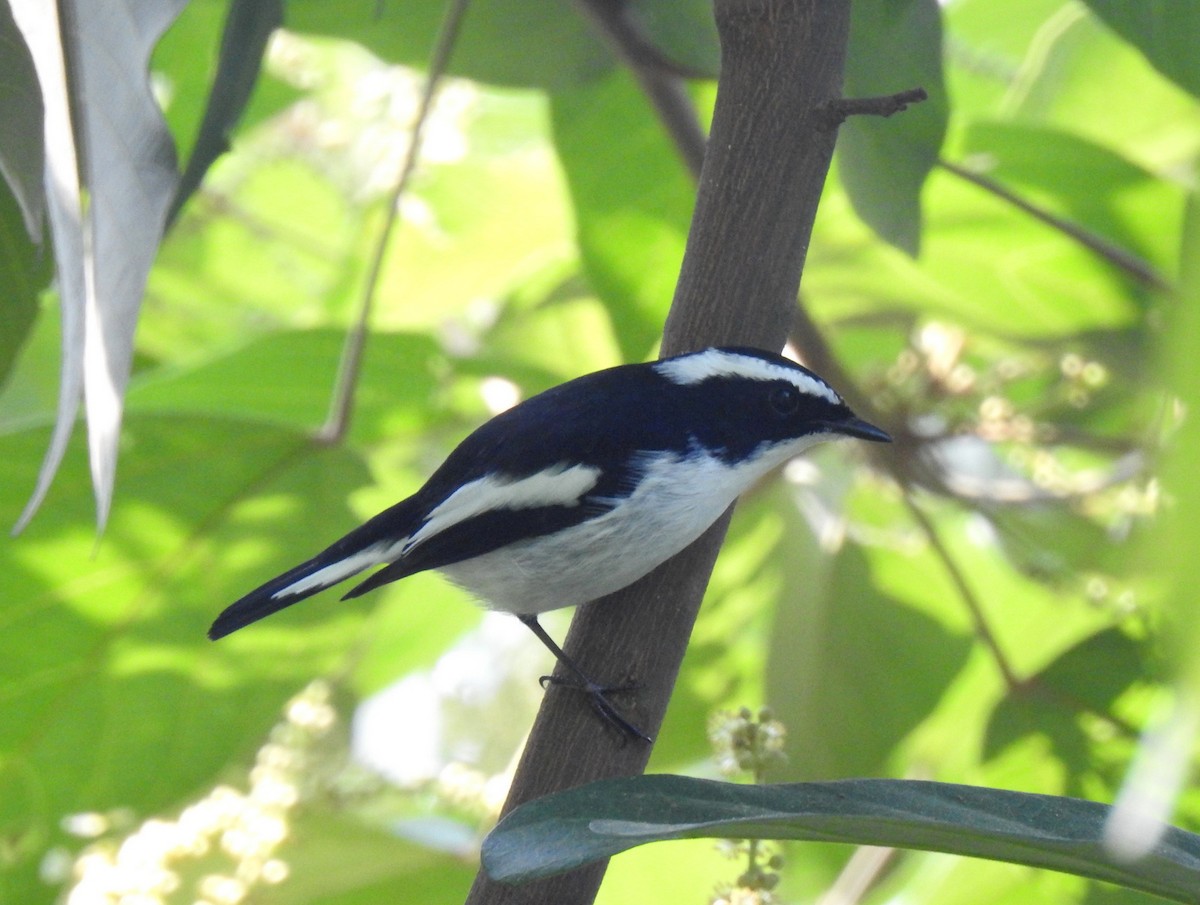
1082;1;1200;100
766;525;972;780
985;629;1146;787
807;164;1146;337
1001;8;1197;171
550;68;694;359
127;330;443;446
286;0;612;90
840;0;948;255
251;811;476;904
940;0;1072;125
482;775;1200;902
0;416;368;904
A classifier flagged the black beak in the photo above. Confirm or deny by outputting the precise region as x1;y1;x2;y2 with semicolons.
832;416;891;443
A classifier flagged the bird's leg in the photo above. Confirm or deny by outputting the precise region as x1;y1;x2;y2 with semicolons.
517;614;651;743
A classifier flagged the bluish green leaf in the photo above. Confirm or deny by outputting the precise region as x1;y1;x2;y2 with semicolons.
482;775;1200;902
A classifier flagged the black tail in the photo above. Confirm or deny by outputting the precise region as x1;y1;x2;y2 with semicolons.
208;552;359;639
208;502;425;639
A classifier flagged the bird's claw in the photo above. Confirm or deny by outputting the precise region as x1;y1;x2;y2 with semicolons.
538;674;651;743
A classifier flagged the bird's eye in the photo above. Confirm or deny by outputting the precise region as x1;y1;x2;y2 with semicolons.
768;384;800;415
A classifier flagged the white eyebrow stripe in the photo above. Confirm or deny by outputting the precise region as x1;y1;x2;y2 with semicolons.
405;464;603;552
654;349;840;404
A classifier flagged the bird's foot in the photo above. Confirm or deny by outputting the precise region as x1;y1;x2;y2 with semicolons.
539;674;651;743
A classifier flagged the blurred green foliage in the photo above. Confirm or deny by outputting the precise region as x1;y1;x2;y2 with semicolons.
1;1;1197;904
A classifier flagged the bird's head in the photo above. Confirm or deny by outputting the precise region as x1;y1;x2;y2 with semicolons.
652;347;890;467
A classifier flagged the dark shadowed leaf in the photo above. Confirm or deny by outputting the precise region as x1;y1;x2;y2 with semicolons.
287;0;613;89
0;1;43;239
985;630;1146;793
0;183;48;387
167;0;284;226
482;774;1200;902
630;0;720;77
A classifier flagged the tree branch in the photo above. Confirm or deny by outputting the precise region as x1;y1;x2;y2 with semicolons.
573;0;707;179
819;87;928;128
464;2;853;903
314;0;470;444
937;158;1169;292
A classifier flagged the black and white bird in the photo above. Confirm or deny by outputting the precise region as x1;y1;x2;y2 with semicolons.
210;347;889;739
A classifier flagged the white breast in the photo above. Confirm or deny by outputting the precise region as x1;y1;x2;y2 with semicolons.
438;436;822;614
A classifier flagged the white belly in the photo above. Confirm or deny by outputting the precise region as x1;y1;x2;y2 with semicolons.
437;445;788;614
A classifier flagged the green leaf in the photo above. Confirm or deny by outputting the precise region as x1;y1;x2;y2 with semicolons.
482;775;1200;902
0;0;43;239
985;629;1145;780
629;0;719;77
962;122;1183;274
166;0;285;226
840;0;948;255
286;0;612;90
549;69;694;359
0;182;47;388
0;415;370;903
250;811;476;904
1082;1;1200;100
766;533;973;780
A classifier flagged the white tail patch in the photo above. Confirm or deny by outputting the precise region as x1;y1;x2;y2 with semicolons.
271;539;407;600
654;349;839;404
405;463;601;554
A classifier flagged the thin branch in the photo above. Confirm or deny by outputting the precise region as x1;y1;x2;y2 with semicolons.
902;493;1022;691
314;0;471;444
572;0;707;180
937;158;1169;292
820;87;928;128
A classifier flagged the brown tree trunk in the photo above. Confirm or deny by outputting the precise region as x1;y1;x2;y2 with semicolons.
463;2;851;902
